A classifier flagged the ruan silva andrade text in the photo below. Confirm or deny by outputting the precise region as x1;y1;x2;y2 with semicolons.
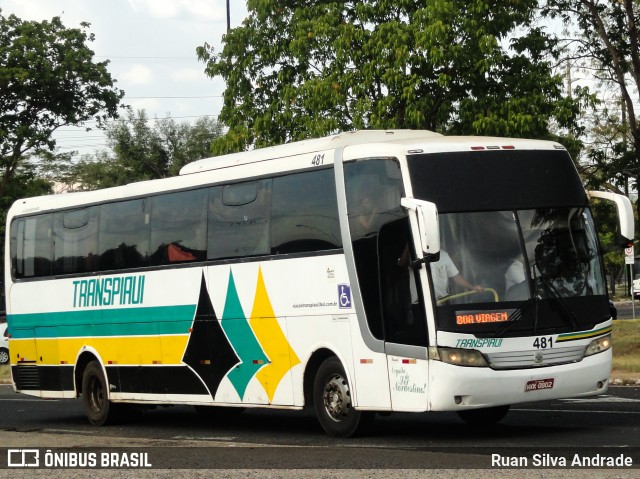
491;453;633;468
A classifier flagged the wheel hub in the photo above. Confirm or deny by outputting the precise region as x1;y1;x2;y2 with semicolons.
323;374;351;421
88;377;105;412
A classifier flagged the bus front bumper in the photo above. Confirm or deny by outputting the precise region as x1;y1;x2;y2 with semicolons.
427;349;611;411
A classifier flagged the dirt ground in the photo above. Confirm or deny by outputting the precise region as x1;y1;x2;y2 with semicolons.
610;370;640;384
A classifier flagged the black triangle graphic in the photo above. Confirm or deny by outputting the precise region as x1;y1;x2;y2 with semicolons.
182;275;239;398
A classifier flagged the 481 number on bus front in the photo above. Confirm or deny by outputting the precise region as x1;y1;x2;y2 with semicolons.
533;336;553;349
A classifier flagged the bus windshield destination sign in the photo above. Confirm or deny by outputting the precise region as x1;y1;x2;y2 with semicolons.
455;310;516;325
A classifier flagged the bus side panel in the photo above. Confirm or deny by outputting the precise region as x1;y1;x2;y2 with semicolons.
249;256;354;407
206;254;352;407
9;334;40;395
386;355;428;412
33;328;63;392
116;322;164;400
348;318;392;410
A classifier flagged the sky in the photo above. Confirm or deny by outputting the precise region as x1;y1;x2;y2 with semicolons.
1;0;248;156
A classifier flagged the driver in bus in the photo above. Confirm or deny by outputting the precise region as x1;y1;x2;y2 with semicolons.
398;245;483;300
427;250;484;300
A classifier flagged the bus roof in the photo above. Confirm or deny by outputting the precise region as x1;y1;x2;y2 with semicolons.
178;129;443;175
179;130;566;175
7;130;566;218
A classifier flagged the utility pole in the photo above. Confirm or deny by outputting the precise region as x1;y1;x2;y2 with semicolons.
226;0;231;33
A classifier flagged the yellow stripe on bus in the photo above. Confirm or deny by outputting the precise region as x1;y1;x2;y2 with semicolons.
9;335;190;366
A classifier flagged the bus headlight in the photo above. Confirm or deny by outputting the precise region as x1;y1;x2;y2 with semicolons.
584;334;611;357
432;347;489;367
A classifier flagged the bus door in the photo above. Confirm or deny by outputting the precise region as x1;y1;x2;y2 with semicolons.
378;219;430;411
345;158;429;412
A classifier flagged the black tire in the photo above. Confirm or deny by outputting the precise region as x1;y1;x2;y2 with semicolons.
457;405;510;425
82;360;115;426
0;348;8;365
313;357;373;437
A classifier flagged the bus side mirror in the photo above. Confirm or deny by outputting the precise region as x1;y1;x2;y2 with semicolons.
588;191;635;246
401;198;441;257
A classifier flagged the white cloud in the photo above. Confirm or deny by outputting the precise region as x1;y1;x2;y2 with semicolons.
170;68;205;83
3;0;94;27
128;0;224;21
125;97;162;113
4;0;68;21
182;0;225;21
120;64;154;85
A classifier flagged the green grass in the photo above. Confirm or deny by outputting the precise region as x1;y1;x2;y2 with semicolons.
612;319;640;374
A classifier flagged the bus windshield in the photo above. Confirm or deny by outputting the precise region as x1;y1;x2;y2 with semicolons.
408;150;610;337
437;208;605;305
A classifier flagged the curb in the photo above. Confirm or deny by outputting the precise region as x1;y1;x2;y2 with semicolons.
610;378;640;386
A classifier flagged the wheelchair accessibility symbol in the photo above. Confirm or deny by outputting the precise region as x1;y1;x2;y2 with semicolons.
338;284;352;309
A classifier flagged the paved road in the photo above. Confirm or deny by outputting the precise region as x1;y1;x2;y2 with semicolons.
0;384;639;471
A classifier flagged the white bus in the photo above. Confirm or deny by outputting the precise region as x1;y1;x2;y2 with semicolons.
4;130;633;437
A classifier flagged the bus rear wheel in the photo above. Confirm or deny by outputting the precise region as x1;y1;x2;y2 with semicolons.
457;405;510;425
313;357;372;437
82;360;115;426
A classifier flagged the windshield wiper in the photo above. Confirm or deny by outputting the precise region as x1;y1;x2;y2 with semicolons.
491;298;534;338
537;275;582;330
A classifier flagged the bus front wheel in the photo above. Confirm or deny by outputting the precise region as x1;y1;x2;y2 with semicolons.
82;360;114;426
457;405;510;425
313;357;372;437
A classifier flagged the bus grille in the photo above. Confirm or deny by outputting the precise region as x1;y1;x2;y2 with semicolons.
486;345;586;370
14;364;40;390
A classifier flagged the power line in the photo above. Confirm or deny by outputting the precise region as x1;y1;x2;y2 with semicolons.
124;95;223;99
56;114;220;129
56;144;109;150
96;55;197;60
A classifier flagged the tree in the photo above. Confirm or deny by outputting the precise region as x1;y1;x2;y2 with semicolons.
0;158;53;245
542;0;639;223
0;11;123;195
198;0;585;153
69;110;225;190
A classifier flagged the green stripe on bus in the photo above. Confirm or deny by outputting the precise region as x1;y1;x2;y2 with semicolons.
556;325;612;342
7;305;197;339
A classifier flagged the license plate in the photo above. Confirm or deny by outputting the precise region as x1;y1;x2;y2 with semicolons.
525;378;555;392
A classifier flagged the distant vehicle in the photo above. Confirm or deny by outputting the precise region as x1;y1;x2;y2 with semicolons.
633;275;640;300
0;323;8;365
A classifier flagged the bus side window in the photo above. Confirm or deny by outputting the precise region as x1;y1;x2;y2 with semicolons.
208;179;272;260
11;214;53;278
53;207;99;275
149;189;208;265
98;199;150;271
271;168;341;254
